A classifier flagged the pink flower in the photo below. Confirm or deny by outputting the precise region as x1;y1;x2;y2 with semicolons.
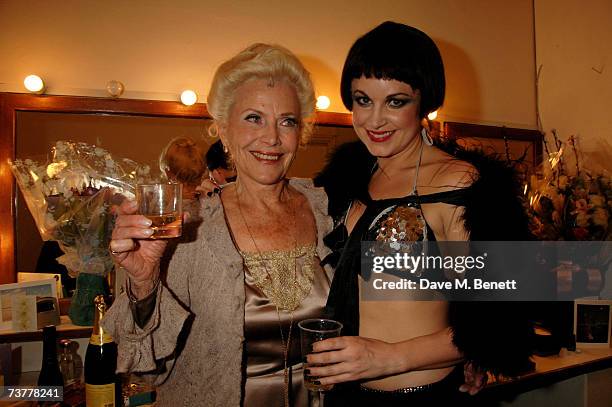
573;199;589;212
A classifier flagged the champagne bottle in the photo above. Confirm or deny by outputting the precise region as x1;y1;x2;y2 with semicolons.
37;325;64;387
85;295;121;407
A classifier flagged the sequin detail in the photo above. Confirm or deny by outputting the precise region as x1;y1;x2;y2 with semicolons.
375;205;427;244
240;245;317;312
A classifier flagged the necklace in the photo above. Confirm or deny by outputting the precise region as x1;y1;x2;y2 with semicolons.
236;184;303;407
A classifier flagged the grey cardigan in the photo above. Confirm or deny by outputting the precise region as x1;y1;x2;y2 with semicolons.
102;179;333;406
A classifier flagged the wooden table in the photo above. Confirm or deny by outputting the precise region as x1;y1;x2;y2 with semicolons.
480;347;612;406
0;316;91;344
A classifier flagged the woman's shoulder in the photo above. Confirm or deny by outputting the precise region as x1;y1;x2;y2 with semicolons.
289;178;326;203
430;139;532;240
425;147;479;191
289;177;331;220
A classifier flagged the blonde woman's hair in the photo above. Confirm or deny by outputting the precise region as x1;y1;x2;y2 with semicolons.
207;43;316;144
159;137;207;185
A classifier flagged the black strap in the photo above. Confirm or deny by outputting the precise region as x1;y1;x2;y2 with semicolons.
368;186;471;207
324;204;381;336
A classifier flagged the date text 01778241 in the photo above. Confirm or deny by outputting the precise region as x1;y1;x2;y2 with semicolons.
0;386;63;401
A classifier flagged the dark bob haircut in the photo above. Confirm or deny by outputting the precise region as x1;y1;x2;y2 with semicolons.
340;21;445;118
206;140;231;171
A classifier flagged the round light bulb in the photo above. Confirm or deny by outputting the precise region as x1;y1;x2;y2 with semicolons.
316;95;331;110
106;80;125;97
23;75;45;93
180;90;198;106
427;110;438;121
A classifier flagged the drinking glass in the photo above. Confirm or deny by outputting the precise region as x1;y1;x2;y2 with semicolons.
298;318;343;407
136;183;183;239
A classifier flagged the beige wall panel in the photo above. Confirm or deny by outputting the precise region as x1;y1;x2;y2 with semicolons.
1;0;536;128
535;0;612;152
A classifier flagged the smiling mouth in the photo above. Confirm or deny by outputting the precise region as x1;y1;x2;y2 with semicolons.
251;151;282;162
366;130;395;143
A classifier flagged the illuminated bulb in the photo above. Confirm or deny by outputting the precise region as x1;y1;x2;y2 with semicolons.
316;95;331;110
106;80;125;97
23;75;45;94
180;90;197;106
427;110;438;121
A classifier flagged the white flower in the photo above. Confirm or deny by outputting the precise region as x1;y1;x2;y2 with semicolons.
46;161;67;178
44;212;58;229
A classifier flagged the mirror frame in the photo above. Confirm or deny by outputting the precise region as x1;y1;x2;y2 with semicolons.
0;92;352;283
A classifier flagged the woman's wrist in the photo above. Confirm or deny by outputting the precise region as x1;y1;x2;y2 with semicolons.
128;278;159;301
389;341;414;374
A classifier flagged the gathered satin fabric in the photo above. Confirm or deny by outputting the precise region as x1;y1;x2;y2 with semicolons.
243;249;330;407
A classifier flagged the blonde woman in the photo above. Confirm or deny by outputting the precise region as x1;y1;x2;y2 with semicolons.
106;44;333;407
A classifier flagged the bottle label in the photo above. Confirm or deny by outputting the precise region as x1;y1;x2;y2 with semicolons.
89;332;114;345
85;383;115;407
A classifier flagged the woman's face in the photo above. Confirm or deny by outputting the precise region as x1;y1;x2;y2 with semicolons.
351;77;421;158
219;78;301;186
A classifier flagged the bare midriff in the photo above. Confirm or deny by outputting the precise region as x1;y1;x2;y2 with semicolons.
359;277;454;390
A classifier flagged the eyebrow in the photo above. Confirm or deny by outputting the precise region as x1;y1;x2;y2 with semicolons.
386;92;417;98
352;90;417;98
240;108;297;117
240;108;263;115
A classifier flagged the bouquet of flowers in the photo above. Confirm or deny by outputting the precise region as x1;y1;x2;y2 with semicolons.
526;132;611;241
10;141;151;324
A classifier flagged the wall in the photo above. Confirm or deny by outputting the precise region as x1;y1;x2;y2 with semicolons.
0;0;537;128
535;0;612;156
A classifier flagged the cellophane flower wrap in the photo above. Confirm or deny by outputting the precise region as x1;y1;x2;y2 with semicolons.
526;133;611;241
10;141;151;277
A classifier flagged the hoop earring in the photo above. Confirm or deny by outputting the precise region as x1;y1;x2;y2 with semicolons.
421;127;434;146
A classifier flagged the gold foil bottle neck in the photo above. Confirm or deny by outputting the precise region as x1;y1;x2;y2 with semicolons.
90;295;113;345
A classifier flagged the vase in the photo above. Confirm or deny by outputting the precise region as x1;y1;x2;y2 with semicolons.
68;273;109;326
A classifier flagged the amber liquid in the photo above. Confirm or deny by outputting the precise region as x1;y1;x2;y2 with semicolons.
303;362;334;391
146;213;182;239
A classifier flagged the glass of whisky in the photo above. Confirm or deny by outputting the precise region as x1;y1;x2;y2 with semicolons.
136;182;183;239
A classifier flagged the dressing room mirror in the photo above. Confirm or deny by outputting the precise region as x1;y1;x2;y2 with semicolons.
0;93;357;288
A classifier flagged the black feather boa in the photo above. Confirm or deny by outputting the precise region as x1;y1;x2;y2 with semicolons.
315;140;535;377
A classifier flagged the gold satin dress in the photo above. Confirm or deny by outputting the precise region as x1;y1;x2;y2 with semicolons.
241;245;330;407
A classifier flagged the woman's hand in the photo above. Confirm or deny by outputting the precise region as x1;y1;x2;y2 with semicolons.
195;176;220;197
459;362;488;395
109;200;167;299
306;336;401;385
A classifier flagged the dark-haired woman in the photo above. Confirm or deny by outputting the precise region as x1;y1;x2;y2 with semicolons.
310;21;533;406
